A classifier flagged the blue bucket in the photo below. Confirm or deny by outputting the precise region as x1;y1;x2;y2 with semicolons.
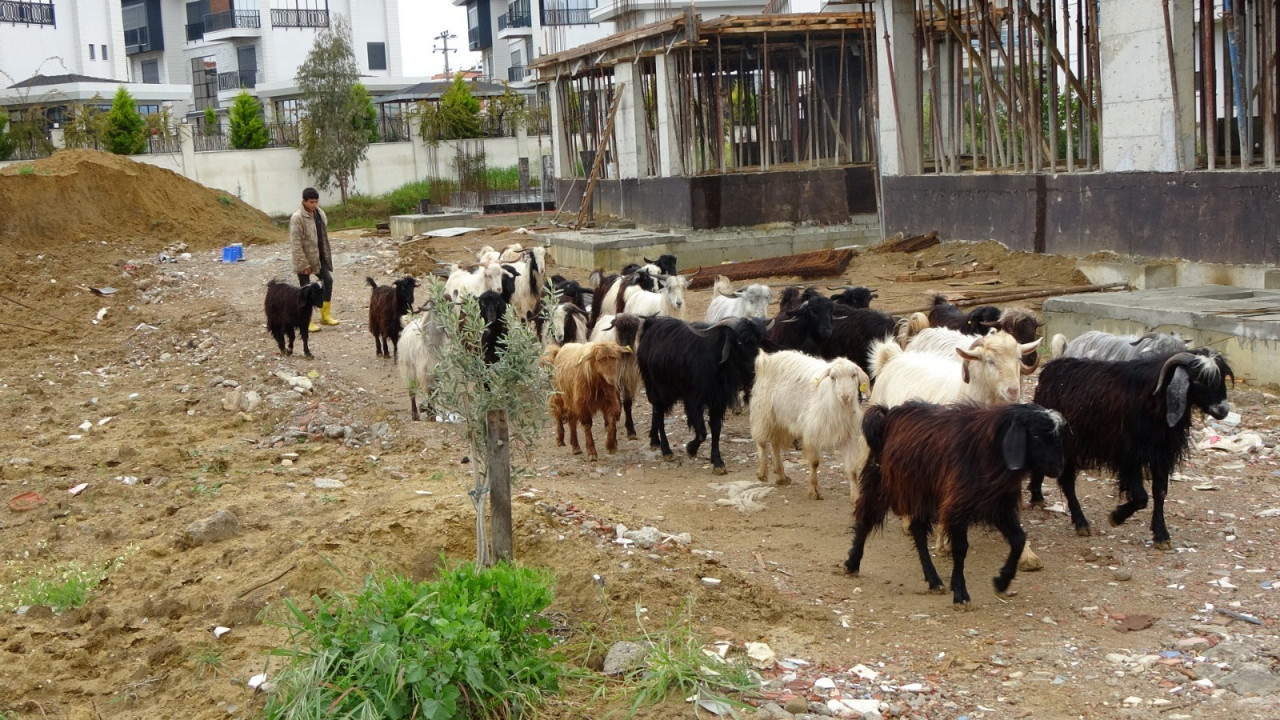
222;245;243;263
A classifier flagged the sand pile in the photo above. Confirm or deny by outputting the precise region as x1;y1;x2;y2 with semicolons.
0;149;282;252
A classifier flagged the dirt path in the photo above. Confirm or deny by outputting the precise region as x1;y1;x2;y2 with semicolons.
3;227;1280;719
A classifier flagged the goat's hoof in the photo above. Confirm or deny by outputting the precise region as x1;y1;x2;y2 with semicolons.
571;448;582;455
1028;499;1045;509
1152;540;1173;551
952;599;975;609
662;454;675;463
808;489;823;501
587;455;598;462
627;433;638;440
774;475;792;487
993;575;1014;593
303;353;313;359
927;584;946;595
1075;526;1092;537
712;466;728;476
1108;512;1128;528
556;440;565;447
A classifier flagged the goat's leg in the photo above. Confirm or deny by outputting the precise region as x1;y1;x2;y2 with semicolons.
685;409;707;459
707;409;726;475
947;524;972;605
844;489;886;575
299;326;312;358
1149;468;1173;550
622;390;637;439
803;444;823;500
409;392;420;421
604;407;619;453
847;437;869;507
650;403;673;459
990;511;1027;595
1109;465;1149;528
553;402;566;447
755;440;771;483
1055;464;1091;536
581;414;597;461
1027;472;1046;508
391;338;399;362
910;517;945;593
567;417;582;455
284;327;296;356
270;329;287;355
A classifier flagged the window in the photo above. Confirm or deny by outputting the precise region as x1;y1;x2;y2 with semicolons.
367;42;386;71
141;59;160;84
89;44;95;60
101;44;108;60
192;56;218;111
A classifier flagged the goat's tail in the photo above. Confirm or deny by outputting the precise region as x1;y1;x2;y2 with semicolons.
867;338;902;379
1049;333;1067;359
366;276;379;289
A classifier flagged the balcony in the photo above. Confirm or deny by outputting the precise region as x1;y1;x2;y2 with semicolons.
204;9;261;38
507;65;533;83
270;7;328;28
468;26;481;51
0;0;55;26
217;69;259;91
497;0;530;32
124;25;151;54
542;2;594;26
185;21;204;41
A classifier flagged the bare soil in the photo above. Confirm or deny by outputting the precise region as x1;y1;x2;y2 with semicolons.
2;152;1280;720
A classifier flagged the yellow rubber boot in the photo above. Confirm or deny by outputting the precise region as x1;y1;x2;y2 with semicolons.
320;301;340;326
308;320;321;332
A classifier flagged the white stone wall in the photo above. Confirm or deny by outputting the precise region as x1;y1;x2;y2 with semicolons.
68;132;555;215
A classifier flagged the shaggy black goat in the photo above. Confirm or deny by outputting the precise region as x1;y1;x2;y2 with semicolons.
643;254;679;277
638;316;765;473
819;308;899;371
845;401;1066;605
928;295;1002;336
477;290;508;365
829;286;878;309
366;276;417;360
766;292;836;356
1029;349;1234;549
264;280;324;358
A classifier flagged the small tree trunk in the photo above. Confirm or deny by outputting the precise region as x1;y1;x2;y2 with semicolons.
487;408;512;563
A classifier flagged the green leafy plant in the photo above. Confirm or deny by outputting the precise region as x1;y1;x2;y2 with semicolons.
229;91;270;149
218;194;234;206
266;562;560;719
63;98;110;150
0;108;16;161
427;279;552;566
296;16;371;203
440;74;482;140
202;106;219;136
18;165;34;176
1;552;130;612
354;82;379;144
187;643;228;681
104;86;147;155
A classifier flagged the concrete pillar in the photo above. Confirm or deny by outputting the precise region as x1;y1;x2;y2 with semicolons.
49;127;65;150
1099;0;1195;171
548;76;573;178
177;121;194;178
874;0;922;176
516;122;529;160
654;53;684;176
612;61;649;179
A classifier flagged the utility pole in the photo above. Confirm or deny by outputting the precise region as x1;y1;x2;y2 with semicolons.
433;30;458;76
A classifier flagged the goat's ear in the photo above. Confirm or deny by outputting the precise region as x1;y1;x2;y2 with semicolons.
1002;421;1028;471
719;336;733;365
1164;366;1190;426
956;347;979;383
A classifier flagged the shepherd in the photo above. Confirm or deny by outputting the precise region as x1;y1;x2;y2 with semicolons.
290;187;340;330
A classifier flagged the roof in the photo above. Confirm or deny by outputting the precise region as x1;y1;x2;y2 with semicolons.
8;73;120;89
376;79;514;104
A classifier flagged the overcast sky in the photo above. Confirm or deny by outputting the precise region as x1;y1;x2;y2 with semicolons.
401;1;483;78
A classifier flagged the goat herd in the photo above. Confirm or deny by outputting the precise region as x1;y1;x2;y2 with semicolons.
265;244;1236;606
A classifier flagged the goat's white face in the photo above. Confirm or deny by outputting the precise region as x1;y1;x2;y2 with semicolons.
665;277;688;310
821;359;862;407
957;332;1026;403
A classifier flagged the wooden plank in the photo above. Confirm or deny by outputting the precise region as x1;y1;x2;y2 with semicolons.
574;82;626;230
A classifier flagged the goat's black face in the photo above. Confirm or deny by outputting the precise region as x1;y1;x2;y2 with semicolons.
804;297;836;340
395;277;417;312
965;306;1001;334
1189;351;1234;420
478;292;506;326
302;283;324;308
1003;406;1066;478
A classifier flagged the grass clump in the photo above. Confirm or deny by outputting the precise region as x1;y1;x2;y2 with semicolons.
1;552;130;613
266;561;559;719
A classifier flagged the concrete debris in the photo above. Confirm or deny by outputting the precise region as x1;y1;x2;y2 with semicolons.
182;509;241;547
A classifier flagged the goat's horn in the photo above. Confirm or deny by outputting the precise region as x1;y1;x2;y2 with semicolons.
825;285;852;291
1130;332;1159;346
833;313;850;320
1020;356;1040;375
1154;352;1198;395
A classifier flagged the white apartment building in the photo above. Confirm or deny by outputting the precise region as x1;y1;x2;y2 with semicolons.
453;0;614;86
589;0;772;30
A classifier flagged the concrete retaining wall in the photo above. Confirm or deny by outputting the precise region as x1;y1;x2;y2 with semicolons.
881;172;1280;267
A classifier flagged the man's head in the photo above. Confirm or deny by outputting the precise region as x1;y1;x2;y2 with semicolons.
302;187;319;212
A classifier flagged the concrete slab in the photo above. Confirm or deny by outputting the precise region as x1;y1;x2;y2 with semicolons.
537;216;880;271
389;212;478;236
1043;285;1280;386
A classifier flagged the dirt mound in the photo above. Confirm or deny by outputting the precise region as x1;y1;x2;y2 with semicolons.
0;149;282;252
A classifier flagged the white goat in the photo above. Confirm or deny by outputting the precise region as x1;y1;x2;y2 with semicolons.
546;301;589;347
751;351;870;501
597;265;662;317
443;263;509;303
623;274;688;319
499;243;525;263
705;275;772;323
1050;329;1189;360
507;246;548;322
475;245;500;265
397;308;447;421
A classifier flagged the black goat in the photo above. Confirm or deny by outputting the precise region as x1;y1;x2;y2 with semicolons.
475;290;509;366
766;292;836;357
264;280;323;358
1029;349;1234;549
638;316;765;473
366;276;417;360
819;308;899;371
643;254;679;277
846;401;1066;605
592;312;645;438
829;286;878;309
551;276;591;310
928;295;1001;336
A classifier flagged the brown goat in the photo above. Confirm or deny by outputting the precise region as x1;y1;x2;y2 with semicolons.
367;276;417;360
546;341;626;461
845;401;1065;605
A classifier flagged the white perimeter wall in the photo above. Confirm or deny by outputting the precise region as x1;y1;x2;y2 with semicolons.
19;129;556;215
